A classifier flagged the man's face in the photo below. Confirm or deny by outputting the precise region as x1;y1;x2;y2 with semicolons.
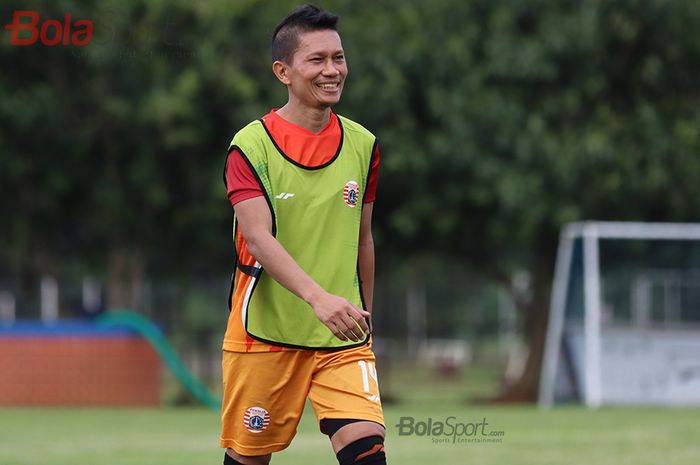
280;29;347;109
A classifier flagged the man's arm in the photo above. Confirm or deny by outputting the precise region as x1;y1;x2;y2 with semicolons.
358;202;375;315
234;196;370;342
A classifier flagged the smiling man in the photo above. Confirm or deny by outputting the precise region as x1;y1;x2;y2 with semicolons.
220;4;386;465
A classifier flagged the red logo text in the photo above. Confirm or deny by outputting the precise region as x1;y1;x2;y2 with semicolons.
4;11;93;46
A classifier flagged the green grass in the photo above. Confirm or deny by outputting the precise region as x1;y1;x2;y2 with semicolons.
1;402;698;465
381;361;501;404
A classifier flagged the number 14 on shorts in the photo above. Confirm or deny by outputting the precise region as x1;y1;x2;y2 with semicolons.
358;360;380;403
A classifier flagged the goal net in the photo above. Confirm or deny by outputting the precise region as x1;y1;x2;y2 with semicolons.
539;222;700;408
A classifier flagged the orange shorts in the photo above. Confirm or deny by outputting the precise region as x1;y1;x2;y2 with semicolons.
220;342;384;456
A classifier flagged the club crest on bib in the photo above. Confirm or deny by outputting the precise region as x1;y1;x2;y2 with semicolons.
243;406;270;433
343;180;359;208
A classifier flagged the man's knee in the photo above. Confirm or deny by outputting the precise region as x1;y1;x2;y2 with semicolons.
325;420;386;465
335;435;386;465
225;448;271;465
327;420;385;451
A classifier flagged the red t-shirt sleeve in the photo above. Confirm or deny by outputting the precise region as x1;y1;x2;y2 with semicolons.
225;148;264;206
364;144;381;203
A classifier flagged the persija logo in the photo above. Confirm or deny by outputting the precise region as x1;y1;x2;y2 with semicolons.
4;10;93;46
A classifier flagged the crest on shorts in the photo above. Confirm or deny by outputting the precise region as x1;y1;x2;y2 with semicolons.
343;180;359;208
243;406;270;433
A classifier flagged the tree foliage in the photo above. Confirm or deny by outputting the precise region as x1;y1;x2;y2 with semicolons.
3;0;700;398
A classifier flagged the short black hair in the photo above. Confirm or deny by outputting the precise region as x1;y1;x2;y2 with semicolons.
271;4;339;64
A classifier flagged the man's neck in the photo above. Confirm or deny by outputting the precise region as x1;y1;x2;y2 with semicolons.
275;104;331;134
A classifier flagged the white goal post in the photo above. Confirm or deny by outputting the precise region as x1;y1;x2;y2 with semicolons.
539;221;700;408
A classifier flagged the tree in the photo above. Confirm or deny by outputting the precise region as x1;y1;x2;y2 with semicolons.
1;0;273;307
3;0;700;401
338;0;700;400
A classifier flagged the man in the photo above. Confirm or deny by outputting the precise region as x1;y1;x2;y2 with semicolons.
220;4;386;465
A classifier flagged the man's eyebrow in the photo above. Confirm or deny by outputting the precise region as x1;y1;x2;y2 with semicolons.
304;50;343;58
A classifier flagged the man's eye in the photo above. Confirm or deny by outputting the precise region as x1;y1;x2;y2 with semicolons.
335;56;345;61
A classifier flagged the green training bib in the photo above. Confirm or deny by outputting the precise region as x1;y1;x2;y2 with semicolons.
229;115;376;349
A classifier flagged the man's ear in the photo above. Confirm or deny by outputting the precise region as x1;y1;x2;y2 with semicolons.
272;60;291;85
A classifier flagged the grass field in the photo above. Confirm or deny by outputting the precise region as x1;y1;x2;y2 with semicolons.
1;401;698;465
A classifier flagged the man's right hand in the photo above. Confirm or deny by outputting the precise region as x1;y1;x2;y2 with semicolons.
308;291;371;342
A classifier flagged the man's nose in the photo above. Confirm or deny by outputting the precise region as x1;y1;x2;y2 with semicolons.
322;59;340;75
